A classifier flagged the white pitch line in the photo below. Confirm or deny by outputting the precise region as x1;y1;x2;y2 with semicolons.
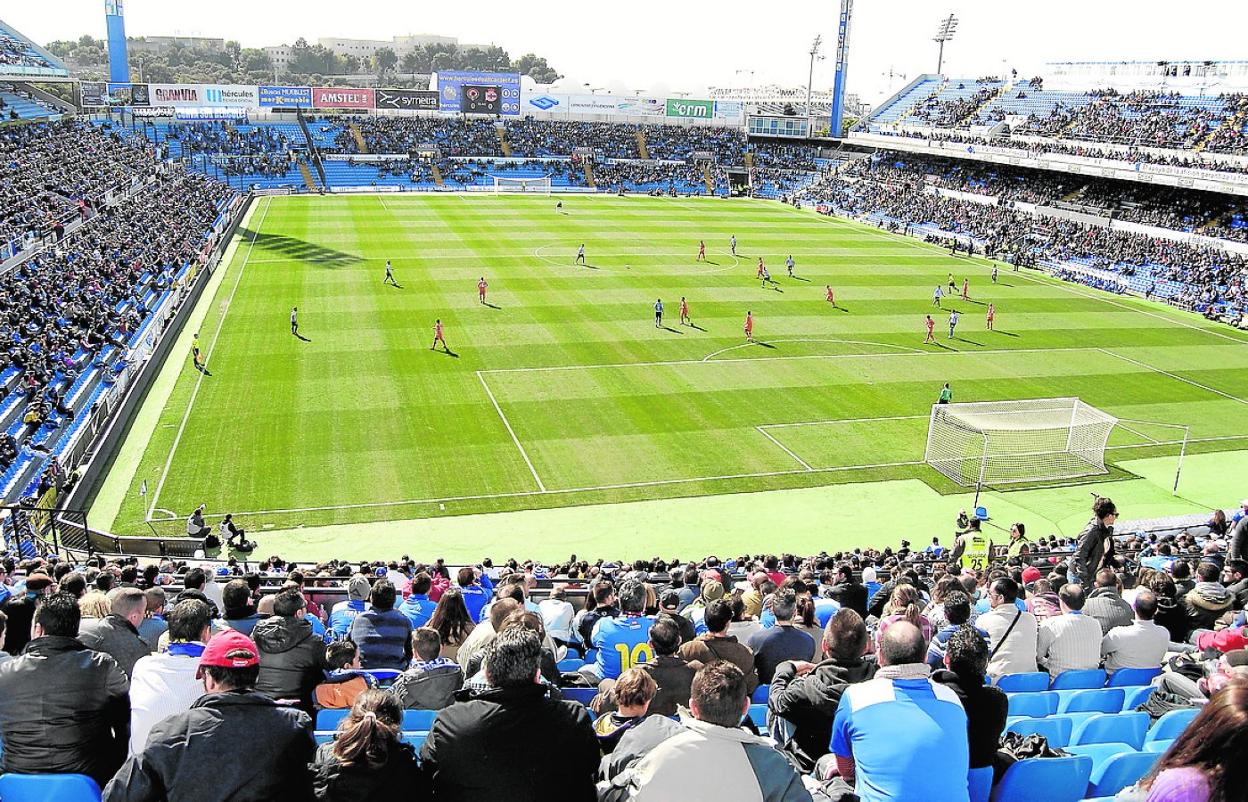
147;197;271;521
755;427;814;471
477;371;546;492
1097;348;1248;407
702;338;925;363
1114;422;1160;445
760;414;928;430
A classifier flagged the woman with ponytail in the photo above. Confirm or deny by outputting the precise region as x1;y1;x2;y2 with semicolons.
873;584;933;653
311;689;424;801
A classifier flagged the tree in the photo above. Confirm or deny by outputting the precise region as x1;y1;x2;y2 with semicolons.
514;53;559;83
239;48;272;74
373;47;398;76
400;51;422;74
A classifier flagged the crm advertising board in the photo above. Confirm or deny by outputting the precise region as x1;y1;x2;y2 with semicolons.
436;71;521;115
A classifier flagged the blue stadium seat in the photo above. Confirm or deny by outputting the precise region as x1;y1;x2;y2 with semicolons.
996;672;1050;693
0;774;101;801
1142;738;1174;753
316;708;351;730
557;657;585;672
1065;744;1135;776
1146;708;1198;744
401;732;427;751
747;704;767;728
1007;691;1059;718
1071;712;1149;750
1051;669;1107;690
562;687;598;706
1087;751;1159;798
1106;667;1162;687
1007;716;1072;748
751;684;771;704
1058;689;1124;714
989;755;1092;802
1121;686;1154;711
402;709;437;732
314;732;334;745
969;766;993;802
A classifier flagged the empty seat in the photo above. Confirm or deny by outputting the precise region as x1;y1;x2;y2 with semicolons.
1058;689;1125;715
402;708;437;732
996;672;1050;693
989;755;1092;802
557;657;585;672
969;765;993;802
1071;712;1149;750
1051;669;1107;690
0;774;102;802
1065;743;1135;776
562;687;598;706
1121;686;1154;711
751;684;771;704
1007;716;1073;748
1146;708;1198;743
1087;751;1160;798
1106;667;1162;687
1007;691;1059;718
747;704;767;728
1143;738;1174;753
315;708;351;730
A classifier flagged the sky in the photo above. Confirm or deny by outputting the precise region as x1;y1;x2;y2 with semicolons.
7;1;1248;104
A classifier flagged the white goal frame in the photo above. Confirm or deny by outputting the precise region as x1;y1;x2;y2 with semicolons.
492;175;553;195
924;397;1119;492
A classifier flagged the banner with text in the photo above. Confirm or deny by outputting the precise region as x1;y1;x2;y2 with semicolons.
313;87;375;109
202;84;259;107
524;93;668;118
436;70;521;115
80;81;107;107
259;86;313;108
665;98;715;119
105;82;150;107
374;88;439;111
713;100;744;122
149;83;203;107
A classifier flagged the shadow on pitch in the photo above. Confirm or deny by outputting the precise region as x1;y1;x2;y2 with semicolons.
791;275;811;282
659;325;683;335
993;329;1020;337
952;336;984;347
482;302;501;309
241;230;360;268
751;340;778;350
686;323;707;332
293;332;312;343
927;341;954;351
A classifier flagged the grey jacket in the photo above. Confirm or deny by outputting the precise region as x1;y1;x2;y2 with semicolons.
79;615;151;678
1085;587;1134;635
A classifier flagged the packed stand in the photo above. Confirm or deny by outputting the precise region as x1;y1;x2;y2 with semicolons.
335;117;501;158
0;494;1246;800
505;119;640;159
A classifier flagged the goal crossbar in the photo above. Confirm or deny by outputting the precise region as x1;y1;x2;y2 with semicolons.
924;397;1118;487
492;175;553;194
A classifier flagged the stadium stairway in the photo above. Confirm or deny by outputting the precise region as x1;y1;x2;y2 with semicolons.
898;79;947;124
702;164;715;194
348;122;369;154
744;152;754;171
955;80;1012;127
635;129;650;160
583;160;596;188
496;126;512;157
430;162;446;188
1195;108;1247;153
297;160;317;192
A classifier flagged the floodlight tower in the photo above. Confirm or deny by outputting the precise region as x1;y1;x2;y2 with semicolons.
829;0;854;138
933;14;959;75
104;0;131;83
805;34;823;131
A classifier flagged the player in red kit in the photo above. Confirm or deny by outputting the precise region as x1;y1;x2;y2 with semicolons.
826;285;836;306
986;303;995;331
962;278;969;301
477;277;488;304
744;311;754;342
431;319;448;352
697;241;706;261
679;296;690;326
924;314;936;344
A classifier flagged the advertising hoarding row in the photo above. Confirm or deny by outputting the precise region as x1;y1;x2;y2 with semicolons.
435;70;521;115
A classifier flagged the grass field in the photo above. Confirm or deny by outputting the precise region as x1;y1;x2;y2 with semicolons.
91;194;1248;559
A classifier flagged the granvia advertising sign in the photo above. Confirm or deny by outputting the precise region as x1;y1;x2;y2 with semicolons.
149;83;203;107
312;87;375;109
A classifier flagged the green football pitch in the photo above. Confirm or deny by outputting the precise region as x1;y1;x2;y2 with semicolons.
90;194;1248;561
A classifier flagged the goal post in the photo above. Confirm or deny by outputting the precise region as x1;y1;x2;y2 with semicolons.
492;175;553;195
924;398;1119;488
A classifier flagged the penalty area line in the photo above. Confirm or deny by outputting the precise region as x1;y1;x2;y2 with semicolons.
477;371;547;492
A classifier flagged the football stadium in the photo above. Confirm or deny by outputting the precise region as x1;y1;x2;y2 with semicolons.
0;2;1246;800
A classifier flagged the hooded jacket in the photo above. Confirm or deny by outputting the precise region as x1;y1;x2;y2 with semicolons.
767;655;877;772
253;615;327;710
103;689;314;802
310;739;424;802
1183;582;1234;632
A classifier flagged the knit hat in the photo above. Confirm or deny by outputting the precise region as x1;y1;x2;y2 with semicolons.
347;574;372;601
700;580;725;602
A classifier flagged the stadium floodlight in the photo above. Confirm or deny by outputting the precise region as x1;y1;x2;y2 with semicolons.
924;398;1118;502
933;14;959;75
806;35;824;132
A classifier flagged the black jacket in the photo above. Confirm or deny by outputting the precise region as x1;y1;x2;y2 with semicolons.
391;663;463;710
1073;517;1115;586
827;580;868;617
311;739;424;802
0;635;130;788
932;669;1009;769
419;683;599;802
253;615;327;711
1154;594;1190;643
1;594;38;655
1230;516;1248;563
103;689;314;802
79;614;151;678
767;655;877;772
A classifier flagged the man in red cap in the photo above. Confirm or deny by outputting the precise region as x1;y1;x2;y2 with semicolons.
104;630;314;801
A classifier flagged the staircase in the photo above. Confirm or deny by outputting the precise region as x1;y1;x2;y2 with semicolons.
702;165;715;194
954;80;1012;127
295;110;328;189
898;80;946;124
1061;185;1088;203
348;122;369;154
1195;109;1246;153
297;160;317;192
496;126;512;157
430;163;446;188
635;130;650;160
583;160;596;189
744;152;755;170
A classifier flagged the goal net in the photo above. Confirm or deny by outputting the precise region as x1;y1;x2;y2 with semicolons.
492;175;552;194
924;398;1118;487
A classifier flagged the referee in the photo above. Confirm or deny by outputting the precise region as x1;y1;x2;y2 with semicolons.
654;298;664;328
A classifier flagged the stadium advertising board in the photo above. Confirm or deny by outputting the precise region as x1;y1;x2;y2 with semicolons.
105;82;150;107
202;84;259;107
313;87;374;109
713;100;744;122
524;93;668;118
665;99;714;119
374;88;439;111
149;83;204;107
259;86;313;108
81;81;107;107
615;96;666;117
437;70;521;115
461;84;503;115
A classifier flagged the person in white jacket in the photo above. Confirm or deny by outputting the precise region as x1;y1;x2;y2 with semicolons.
127;599;213;754
979;577;1039;681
